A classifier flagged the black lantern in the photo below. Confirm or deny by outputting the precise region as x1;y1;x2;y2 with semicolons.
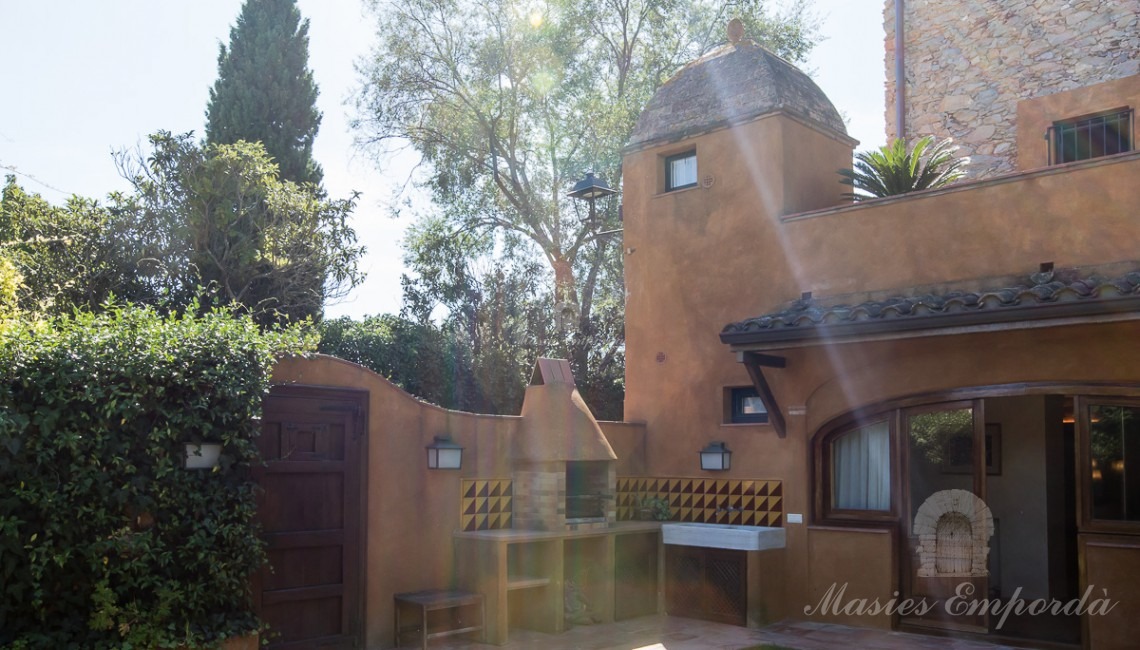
699;441;732;471
567;171;618;226
426;434;464;470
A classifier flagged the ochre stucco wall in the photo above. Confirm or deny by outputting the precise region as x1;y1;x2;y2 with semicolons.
801;322;1140;434
600;421;648;476
1016;74;1140;171
784;151;1140;300
623;112;853;478
803;527;895;629
268;356;648;648
271;355;521;649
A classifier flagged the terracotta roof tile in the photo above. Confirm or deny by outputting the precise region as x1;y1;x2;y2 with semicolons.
721;269;1140;345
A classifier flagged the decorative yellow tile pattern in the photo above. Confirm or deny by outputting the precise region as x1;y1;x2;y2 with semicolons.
461;479;513;532
616;477;783;526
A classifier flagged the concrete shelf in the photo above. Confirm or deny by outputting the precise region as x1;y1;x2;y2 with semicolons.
454;524;663;644
506;576;551;590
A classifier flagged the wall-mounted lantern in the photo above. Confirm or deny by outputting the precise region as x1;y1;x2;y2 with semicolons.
185;443;223;470
699;441;732;472
426;434;464;470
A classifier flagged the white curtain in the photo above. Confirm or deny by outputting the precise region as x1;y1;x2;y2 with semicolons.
670;155;697;187
832;420;891;511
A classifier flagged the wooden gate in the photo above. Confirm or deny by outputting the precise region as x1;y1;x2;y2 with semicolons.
254;386;367;649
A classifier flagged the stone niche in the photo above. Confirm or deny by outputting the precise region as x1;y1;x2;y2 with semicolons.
913;489;994;577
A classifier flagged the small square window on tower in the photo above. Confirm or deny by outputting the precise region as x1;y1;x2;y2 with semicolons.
725;386;768;424
665;150;697;191
1048;108;1133;165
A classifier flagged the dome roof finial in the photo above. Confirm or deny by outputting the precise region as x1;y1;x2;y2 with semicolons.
727;18;744;44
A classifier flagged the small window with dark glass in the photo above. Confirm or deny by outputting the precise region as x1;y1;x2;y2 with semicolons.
729;386;768;424
1049;108;1133;165
665;150;697;191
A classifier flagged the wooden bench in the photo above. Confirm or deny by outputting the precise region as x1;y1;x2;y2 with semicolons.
394;589;485;649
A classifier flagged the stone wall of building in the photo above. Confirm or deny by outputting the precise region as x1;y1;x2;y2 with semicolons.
884;0;1140;178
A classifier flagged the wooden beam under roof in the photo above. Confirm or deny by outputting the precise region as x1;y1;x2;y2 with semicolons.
737;351;787;438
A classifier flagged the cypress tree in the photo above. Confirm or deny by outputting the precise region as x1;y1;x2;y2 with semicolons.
206;0;323;186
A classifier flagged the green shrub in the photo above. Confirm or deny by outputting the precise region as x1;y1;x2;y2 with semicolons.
318;314;476;409
0;304;312;649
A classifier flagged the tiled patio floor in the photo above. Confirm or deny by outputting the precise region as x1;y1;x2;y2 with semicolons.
412;615;1043;650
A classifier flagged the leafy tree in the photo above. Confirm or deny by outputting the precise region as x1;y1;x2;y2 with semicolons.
907;408;972;467
354;0;819;416
839;136;966;201
399;217;554;414
0;255;20;318
206;0;323;186
319;314;479;410
116;132;364;325
0;177;161;315
1089;405;1133;463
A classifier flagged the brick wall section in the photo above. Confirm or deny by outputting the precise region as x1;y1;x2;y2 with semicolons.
884;0;1140;178
512;463;566;531
511;463;617;531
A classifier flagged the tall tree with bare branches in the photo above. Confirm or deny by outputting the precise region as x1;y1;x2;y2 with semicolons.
354;0;819;416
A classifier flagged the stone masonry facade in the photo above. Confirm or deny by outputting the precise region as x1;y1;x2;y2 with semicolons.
884;0;1140;178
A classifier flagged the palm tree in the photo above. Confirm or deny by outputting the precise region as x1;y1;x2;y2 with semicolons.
839;136;966;201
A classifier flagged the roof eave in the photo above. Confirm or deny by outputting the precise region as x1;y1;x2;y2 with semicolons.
720;296;1140;349
625;107;855;155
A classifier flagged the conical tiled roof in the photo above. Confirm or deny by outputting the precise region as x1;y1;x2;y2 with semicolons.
628;40;846;150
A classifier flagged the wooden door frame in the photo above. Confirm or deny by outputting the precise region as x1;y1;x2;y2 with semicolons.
255;384;369;649
897;399;988;633
899;399;986;520
1073;395;1140;650
810;382;1140;643
1074;395;1140;535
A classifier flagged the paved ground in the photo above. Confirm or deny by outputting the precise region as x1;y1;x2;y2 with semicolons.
409;615;1043;650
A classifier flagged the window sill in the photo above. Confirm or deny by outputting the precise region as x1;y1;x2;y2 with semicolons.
720;422;771;428
808;523;895;533
654;184;702;198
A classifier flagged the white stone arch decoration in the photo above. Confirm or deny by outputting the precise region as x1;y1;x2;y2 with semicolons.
913;488;994;578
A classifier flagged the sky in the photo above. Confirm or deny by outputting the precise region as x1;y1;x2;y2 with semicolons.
0;0;886;320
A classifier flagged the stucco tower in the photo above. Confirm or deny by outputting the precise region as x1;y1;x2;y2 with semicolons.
621;23;854;474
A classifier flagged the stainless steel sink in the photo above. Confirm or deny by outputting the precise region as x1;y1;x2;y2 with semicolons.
661;522;786;551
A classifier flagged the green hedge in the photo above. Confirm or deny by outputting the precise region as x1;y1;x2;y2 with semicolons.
0;305;311;649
